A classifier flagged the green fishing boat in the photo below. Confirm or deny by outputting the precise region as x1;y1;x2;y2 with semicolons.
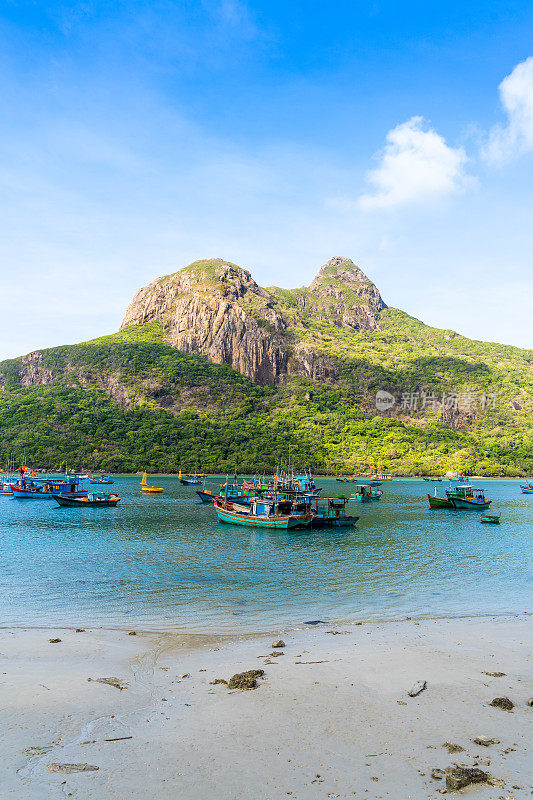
350;485;382;503
427;490;452;508
446;485;492;510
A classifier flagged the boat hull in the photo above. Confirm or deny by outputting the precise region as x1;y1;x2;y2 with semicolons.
11;489;87;499
449;497;492;510
428;494;453;509
215;505;312;529
196;489;215;503
54;495;119;507
311;515;359;527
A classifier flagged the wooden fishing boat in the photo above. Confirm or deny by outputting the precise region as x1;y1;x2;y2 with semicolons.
308;496;359;527
446;485;491;510
520;479;533;494
196;484;252;504
89;475;114;484
0;479;13;495
427;491;452;508
214;497;312;529
481;513;501;524
350;485;382;503
10;476;87;500
140;471;163;493
54;492;120;507
179;469;206;486
196;488;215;503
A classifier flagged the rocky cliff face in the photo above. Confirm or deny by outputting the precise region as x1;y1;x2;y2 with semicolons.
120;256;386;385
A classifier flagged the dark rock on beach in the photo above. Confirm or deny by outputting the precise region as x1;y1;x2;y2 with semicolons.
431;768;445;780
445;766;490;791
272;640;285;648
408;680;427;697
490;696;514;710
228;669;265;690
210;678;228;685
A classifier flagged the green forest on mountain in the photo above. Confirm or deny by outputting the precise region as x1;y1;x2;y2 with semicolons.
1;312;531;475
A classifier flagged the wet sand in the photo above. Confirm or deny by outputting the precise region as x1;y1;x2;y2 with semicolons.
1;615;531;799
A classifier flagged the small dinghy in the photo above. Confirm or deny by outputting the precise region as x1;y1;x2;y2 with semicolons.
480;513;501;524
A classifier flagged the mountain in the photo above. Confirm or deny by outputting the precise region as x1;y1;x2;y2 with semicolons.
119;256;386;384
0;257;531;475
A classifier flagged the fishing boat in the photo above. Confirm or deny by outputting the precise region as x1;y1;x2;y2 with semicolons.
308;496;359;527
54;492;120;507
140;471;163;493
446;485;491;510
520;479;533;494
10;475;87;499
196;488;215;503
427;488;453;508
371;472;393;481
214;495;313;529
481;513;501;524
197;480;251;505
350;485;382;503
423;476;442;482
0;472;13;495
179;469;206;486
89;475;114;484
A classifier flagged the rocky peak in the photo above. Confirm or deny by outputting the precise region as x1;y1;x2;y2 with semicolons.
120;258;336;385
303;257;387;331
119;255;386;385
310;257;386;309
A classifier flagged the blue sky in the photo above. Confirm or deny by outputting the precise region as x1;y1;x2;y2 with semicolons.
1;0;532;359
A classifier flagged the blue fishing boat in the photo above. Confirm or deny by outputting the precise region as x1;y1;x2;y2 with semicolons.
89;475;114;484
179;469;206;486
520;479;533;494
10;475;88;499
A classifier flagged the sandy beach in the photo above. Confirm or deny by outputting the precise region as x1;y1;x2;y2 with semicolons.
1;615;531;800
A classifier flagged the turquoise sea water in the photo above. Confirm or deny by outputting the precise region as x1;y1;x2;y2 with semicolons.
0;477;531;632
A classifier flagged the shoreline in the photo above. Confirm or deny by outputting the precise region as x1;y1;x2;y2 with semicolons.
2;614;531;799
1;608;531;637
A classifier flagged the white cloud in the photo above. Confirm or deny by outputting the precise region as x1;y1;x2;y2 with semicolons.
483;56;533;164
358;116;469;210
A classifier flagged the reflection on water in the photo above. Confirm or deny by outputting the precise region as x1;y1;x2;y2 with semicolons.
0;478;531;631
